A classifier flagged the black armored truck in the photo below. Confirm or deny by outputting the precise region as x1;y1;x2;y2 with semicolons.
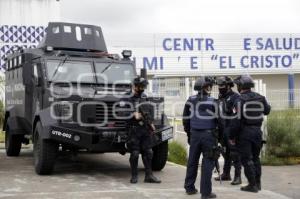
3;22;173;175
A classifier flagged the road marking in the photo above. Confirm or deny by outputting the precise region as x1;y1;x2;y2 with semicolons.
0;187;292;199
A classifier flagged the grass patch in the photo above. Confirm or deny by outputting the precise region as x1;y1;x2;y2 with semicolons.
261;155;300;166
168;141;187;166
0;131;4;143
263;109;300;165
266;109;300;158
168;119;182;126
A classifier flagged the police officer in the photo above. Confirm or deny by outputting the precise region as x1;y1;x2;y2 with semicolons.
125;76;161;184
228;75;271;193
214;76;242;185
183;76;218;199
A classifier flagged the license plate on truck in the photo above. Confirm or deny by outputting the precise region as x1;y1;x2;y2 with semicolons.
161;127;173;141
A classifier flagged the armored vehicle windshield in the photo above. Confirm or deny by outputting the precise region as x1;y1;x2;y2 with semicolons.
46;60;135;84
95;62;135;84
47;60;94;83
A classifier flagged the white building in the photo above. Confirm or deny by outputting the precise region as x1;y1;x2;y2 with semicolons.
0;0;61;69
107;33;300;111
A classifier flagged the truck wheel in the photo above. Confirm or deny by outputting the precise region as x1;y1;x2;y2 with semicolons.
152;141;168;171
34;122;58;175
5;125;22;157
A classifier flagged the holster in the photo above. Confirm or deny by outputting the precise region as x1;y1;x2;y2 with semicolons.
203;146;223;160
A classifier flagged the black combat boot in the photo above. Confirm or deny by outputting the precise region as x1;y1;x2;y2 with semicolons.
142;151;161;183
231;173;242;185
186;188;198;195
144;172;161;183
129;151;139;184
256;179;261;190
214;173;231;181
130;169;138;184
201;192;217;199
241;184;259;193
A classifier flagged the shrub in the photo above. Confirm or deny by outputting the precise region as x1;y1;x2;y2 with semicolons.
261;155;299;166
168;141;187;166
266;109;300;158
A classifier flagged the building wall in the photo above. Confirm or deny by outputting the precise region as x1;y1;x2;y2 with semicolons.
0;0;61;69
231;74;298;109
252;74;288;91
295;74;300;90
217;74;297;109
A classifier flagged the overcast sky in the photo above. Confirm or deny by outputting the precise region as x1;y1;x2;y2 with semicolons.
60;0;300;33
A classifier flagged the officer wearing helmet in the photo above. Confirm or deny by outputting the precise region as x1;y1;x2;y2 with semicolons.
124;76;161;184
228;75;271;193
183;76;218;199
214;76;242;185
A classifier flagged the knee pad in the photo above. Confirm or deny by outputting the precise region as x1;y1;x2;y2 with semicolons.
130;150;140;160
142;149;153;159
247;160;254;166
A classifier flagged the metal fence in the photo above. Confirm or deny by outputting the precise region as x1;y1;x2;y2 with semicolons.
148;77;299;157
147;77;300;117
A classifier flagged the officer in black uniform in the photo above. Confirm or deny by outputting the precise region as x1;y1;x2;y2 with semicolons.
228;75;271;193
125;76;161;184
183;76;218;199
214;76;242;185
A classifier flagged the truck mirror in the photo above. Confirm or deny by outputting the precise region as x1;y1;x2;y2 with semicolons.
33;63;43;87
140;68;147;78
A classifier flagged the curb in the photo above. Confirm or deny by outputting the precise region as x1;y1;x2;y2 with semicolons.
167;161;187;169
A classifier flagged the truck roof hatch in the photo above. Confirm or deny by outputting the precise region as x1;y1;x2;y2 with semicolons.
38;22;107;53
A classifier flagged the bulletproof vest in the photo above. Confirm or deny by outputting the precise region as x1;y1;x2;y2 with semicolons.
190;95;217;130
240;92;265;126
130;93;153;126
219;92;239;116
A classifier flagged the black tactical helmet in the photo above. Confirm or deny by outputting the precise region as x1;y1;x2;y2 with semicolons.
216;76;234;87
133;76;148;87
194;76;215;91
234;75;254;89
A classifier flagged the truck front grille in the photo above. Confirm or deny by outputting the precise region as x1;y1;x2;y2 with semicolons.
95;102;126;128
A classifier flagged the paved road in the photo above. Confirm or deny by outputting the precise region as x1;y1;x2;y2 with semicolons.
0;146;299;199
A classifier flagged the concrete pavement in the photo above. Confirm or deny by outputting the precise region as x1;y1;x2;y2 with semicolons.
0;146;299;199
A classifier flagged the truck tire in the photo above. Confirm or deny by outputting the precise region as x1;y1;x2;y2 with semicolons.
5;125;22;157
34;122;58;175
152;141;168;171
